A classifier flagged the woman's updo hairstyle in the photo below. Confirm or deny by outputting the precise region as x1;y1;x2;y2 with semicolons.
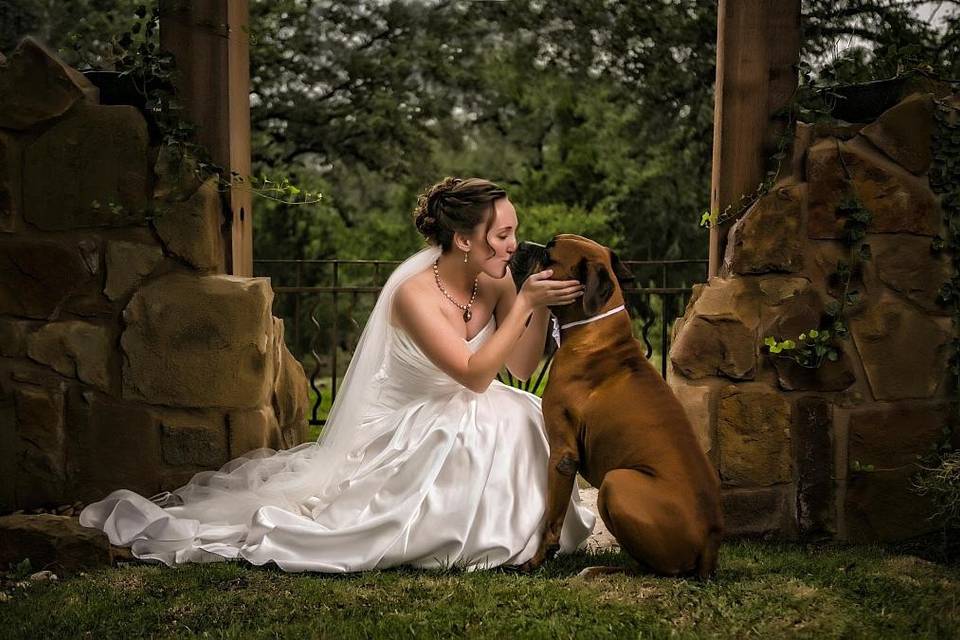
413;177;507;252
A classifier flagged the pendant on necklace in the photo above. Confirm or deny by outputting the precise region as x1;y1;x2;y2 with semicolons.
463;309;472;322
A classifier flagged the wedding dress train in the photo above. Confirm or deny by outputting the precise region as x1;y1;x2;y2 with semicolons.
79;282;596;573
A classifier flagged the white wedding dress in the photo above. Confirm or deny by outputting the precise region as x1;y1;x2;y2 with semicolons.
79;246;596;573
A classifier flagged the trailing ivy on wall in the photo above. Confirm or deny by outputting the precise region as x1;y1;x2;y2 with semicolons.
64;3;321;210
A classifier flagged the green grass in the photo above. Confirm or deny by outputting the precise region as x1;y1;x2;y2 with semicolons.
2;541;958;639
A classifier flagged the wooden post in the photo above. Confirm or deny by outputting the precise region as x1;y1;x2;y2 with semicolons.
158;0;253;276
709;0;801;278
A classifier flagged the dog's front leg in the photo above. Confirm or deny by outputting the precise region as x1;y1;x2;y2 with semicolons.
519;403;581;572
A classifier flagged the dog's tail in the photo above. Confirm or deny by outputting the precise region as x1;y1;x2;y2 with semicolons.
695;527;722;580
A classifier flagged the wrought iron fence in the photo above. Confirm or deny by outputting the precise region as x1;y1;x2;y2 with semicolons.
254;257;708;426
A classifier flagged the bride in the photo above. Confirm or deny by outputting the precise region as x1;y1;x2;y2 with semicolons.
79;176;597;572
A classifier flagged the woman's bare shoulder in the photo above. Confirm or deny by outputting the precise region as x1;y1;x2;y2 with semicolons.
392;269;434;326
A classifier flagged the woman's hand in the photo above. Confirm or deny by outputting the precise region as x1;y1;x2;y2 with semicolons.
517;269;584;311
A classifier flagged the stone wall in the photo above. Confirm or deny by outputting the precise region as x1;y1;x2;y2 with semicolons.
0;38;309;513
668;88;959;543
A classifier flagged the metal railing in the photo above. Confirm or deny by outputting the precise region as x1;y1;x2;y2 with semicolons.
254;257;708;425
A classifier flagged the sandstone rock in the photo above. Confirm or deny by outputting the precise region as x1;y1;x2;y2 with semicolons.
152;142;204;202
0;398;14;511
152;177;224;271
670;317;756;380
869;234;951;314
665;377;717;462
848;403;948;470
758;275;822;342
0;37;98;130
845;466;941;542
26;321;112;392
669;277;759;381
66;388;162;502
271;318;308;436
0;131;20;233
720;486;794;538
860;93;935;175
22;101;149;230
793;396;834;538
227;406;283;457
804;240;872;317
769;353;856;392
0;317;31;357
724;183;804;274
718;384;791;487
850;292;951;400
161;418;228;467
807;137;940;239
0;238;96;318
13;386;66;505
0;514;118;575
103;240;163;301
121;273;274;408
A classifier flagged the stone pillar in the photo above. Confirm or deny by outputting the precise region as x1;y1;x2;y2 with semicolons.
671;84;958;543
0;38;307;513
159;0;253;276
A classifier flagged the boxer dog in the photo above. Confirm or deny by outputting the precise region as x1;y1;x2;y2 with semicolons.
509;234;722;579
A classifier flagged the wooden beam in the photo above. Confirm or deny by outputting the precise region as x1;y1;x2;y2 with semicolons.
159;0;253;276
709;0;801;278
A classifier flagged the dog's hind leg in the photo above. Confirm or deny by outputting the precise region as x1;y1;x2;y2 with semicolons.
597;468;701;577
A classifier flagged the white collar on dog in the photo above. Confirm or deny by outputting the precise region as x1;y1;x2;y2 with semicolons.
550;304;627;347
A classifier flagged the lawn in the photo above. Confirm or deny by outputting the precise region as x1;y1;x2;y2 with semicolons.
2;539;957;639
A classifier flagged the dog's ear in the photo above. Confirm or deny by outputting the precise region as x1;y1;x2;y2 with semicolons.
581;259;615;316
609;249;635;289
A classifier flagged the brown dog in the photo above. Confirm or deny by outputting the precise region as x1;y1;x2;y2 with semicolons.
515;234;723;578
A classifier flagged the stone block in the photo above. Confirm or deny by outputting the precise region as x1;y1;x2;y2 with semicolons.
14;385;66;505
103;240;163;301
807;137;940;239
152;142;204;202
720;486;794;538
26;321;112;392
869;234;951;314
793;396;835;538
22;101;149;230
0;238;96;318
860;93;935;175
0;396;15;511
66;388;162;502
724;183;804;274
848;403;948;470
121;272;274;408
844;466;941;542
666;379;717;462
152;177;224;271
850;291;951;400
718;384;792;487
160;418;228;467
0;37;98;130
228;406;283;457
0;131;21;233
0;317;32;357
0;514;116;575
272;317;308;434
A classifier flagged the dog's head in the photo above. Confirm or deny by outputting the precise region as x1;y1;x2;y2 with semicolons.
509;234;635;323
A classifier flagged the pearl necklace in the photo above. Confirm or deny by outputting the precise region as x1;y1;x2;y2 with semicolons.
433;258;479;322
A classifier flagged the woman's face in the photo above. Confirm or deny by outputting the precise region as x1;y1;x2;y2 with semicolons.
470;197;518;279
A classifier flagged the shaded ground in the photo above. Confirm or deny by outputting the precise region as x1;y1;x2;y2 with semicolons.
1;539;957;639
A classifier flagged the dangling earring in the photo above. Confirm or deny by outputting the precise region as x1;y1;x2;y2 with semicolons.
463;251;469;263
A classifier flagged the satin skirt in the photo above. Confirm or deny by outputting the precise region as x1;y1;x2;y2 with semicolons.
79;381;596;573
